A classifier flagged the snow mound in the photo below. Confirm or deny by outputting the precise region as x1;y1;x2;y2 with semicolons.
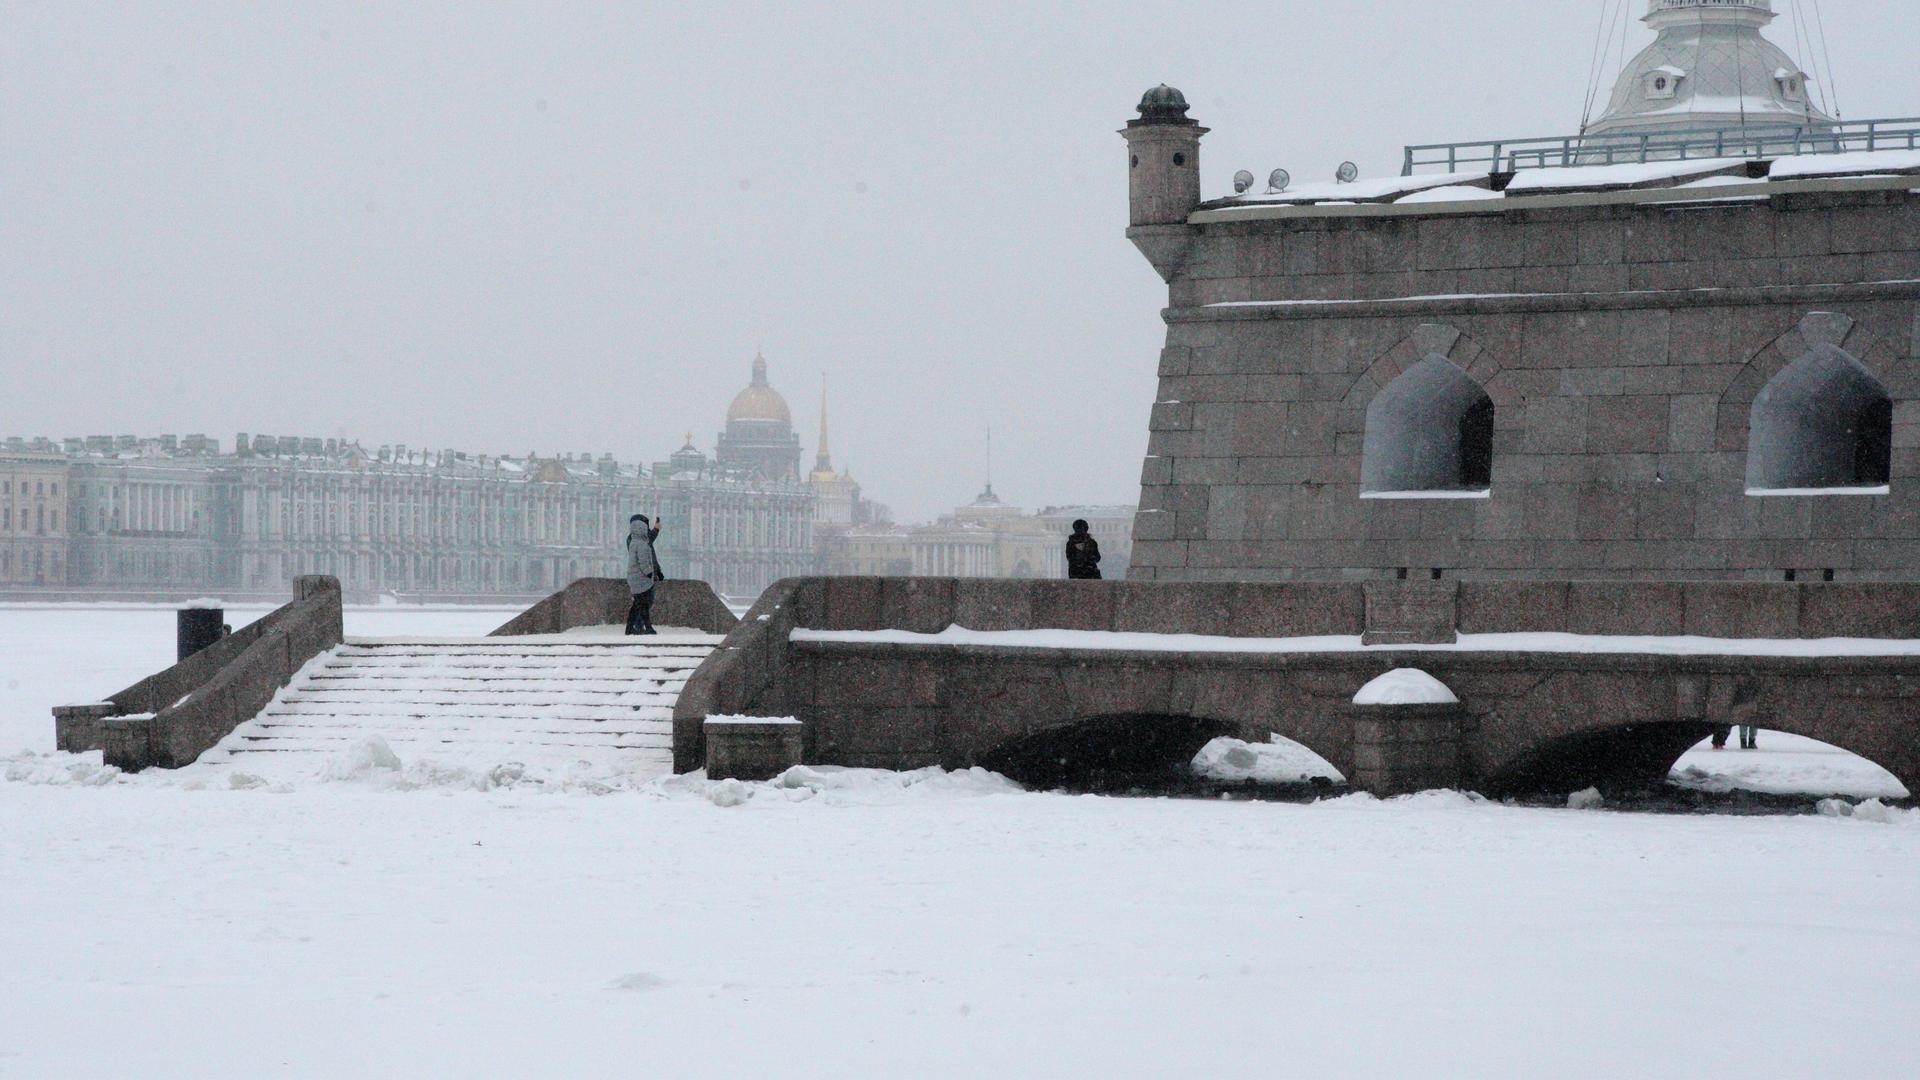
1568;787;1606;811
1354;669;1458;706
706;778;754;807
1191;737;1345;784
320;735;402;782
1818;797;1910;824
646;765;1023;807
3;750;122;787
1315;789;1490;811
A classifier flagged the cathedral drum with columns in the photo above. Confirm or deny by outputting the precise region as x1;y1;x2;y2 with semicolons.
1122;1;1920;583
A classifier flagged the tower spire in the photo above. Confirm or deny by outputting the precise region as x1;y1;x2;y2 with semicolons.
814;374;833;474
985;425;994;497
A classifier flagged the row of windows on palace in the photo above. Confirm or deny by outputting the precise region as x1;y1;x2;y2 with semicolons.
0;459;825;594
2;478;62;536
28;481;813;551
1356;344;1894;497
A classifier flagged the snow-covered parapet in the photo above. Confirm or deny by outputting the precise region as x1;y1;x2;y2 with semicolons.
1353;669;1459;707
180;598;225;610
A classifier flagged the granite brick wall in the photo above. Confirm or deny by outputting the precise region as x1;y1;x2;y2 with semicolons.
1133;188;1920;581
671;576;1920;794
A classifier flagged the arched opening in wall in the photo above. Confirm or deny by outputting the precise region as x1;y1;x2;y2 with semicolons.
1360;355;1495;498
981;715;1345;795
1486;721;1911;804
1747;345;1892;494
1670;729;1909;803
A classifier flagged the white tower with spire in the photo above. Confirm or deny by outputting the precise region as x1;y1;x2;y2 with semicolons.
1586;0;1834;140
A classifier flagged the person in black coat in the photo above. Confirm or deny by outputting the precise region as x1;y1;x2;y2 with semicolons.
1065;519;1102;580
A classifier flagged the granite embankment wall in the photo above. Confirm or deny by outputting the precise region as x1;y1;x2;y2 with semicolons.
672;576;1920;794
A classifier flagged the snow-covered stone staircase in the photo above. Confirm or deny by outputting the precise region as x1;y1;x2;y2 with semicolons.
199;632;723;775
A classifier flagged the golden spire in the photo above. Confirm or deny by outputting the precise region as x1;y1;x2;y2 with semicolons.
814;373;833;474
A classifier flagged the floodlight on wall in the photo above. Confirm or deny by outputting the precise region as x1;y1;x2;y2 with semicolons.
1267;169;1291;194
1232;170;1255;194
1336;161;1359;184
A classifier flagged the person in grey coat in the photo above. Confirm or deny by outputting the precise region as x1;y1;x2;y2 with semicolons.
625;514;663;635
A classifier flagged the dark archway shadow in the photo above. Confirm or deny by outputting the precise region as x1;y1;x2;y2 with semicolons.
1486;722;1719;796
981;714;1237;792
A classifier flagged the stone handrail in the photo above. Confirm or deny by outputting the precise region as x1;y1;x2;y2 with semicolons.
671;577;822;772
490;578;739;637
57;576;346;771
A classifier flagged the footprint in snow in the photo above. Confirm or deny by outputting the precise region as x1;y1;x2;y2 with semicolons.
608;972;666;992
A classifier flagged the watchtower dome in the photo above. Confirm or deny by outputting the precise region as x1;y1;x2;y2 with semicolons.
1586;0;1834;139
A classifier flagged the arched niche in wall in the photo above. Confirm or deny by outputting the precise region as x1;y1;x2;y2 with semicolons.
1360;354;1495;498
1746;343;1892;496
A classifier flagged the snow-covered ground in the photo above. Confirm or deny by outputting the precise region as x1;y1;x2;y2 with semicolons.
2;769;1916;1078
3;607;1919;1077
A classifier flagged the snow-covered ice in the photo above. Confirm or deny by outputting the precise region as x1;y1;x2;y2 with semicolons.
2;607;1918;1076
1672;732;1908;801
1191;736;1343;784
3;764;1917;1078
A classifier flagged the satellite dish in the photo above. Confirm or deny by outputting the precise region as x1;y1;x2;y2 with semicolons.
1232;169;1255;194
1267;168;1291;193
1336;161;1360;184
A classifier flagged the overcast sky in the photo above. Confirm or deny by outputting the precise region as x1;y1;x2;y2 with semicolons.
3;1;1906;521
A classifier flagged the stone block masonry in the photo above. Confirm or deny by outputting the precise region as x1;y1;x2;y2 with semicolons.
1131;186;1920;583
705;718;804;781
672;576;1920;797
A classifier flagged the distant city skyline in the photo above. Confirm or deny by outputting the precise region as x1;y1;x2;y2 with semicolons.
3;2;1903;520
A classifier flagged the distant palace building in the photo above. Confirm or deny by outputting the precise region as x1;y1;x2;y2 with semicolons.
1;356;833;600
822;490;1135;580
5;352;1131;598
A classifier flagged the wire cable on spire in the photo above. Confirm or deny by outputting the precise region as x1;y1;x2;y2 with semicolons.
1810;0;1841;119
1731;6;1750;130
1580;0;1624;133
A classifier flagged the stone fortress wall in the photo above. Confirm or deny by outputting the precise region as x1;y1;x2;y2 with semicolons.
1130;180;1920;582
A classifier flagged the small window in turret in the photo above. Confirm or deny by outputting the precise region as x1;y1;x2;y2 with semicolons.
1172;153;1186;166
1647;70;1682;100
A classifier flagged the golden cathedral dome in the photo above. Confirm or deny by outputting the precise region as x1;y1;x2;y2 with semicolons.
726;352;793;425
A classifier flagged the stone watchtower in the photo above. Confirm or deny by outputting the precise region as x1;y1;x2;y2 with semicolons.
1121;85;1208;281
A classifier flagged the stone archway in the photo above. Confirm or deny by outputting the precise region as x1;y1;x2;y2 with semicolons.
1746;343;1891;492
979;712;1352;793
1483;714;1916;799
1361;356;1496;495
979;714;1237;790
